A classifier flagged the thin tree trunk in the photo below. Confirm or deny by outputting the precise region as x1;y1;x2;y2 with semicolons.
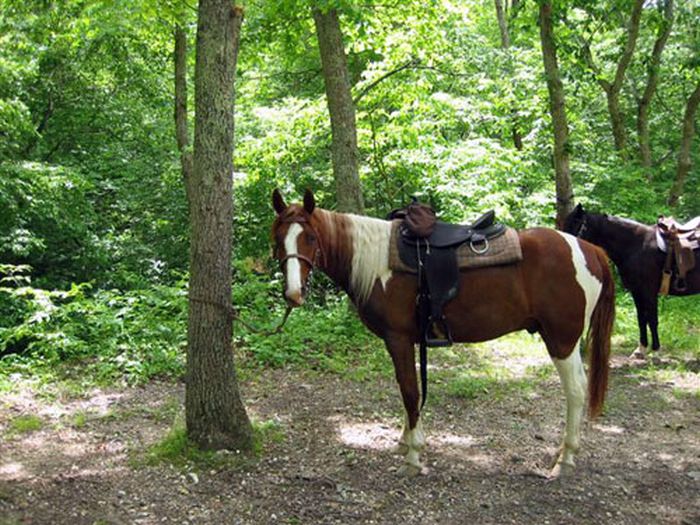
174;24;193;207
668;82;700;207
312;7;364;214
637;0;674;176
186;0;253;451
539;0;573;229
583;0;644;157
495;0;523;150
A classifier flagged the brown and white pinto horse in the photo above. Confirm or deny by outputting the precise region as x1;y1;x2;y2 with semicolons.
271;189;615;477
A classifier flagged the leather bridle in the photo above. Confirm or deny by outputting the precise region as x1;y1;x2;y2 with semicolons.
573;214;588;238
276;216;326;282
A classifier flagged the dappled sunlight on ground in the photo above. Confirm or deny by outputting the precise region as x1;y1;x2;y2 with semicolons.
331;417;397;451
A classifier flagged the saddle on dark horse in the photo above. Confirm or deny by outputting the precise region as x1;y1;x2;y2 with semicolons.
388;199;507;347
656;216;700;294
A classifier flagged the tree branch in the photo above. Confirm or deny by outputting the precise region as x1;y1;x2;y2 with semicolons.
353;57;420;105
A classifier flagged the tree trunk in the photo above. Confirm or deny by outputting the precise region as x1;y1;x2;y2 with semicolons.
668;82;700;207
312;7;365;214
174;24;193;207
186;0;253;451
583;0;644;157
637;0;674;176
495;0;523;150
539;1;573;229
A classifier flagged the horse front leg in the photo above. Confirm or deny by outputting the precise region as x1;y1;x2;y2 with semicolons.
648;297;661;351
385;333;425;476
631;293;649;358
550;344;587;478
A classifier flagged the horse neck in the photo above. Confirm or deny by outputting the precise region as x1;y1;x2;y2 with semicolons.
311;209;354;292
588;215;648;266
312;209;394;305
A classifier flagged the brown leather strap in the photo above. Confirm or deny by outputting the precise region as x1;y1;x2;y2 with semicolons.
280;252;315;268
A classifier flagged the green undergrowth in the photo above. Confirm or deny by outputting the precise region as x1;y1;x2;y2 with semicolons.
614;291;700;359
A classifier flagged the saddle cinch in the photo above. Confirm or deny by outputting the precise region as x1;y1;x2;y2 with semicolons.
657;216;700;294
388;200;507;347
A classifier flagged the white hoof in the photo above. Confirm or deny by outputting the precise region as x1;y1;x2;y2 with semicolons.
397;462;424;477
548;461;575;480
630;345;647;360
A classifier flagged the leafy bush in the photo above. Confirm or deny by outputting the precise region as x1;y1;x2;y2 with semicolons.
0;162;107;287
0;266;187;384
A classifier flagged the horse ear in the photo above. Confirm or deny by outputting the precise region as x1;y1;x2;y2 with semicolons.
303;188;315;214
575;203;584;214
272;189;287;215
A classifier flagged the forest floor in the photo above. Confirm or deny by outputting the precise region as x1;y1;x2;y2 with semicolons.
1;337;699;525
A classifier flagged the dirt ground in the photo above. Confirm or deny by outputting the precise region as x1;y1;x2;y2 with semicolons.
1;346;699;525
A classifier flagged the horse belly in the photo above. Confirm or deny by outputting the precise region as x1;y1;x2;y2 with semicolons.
445;265;532;343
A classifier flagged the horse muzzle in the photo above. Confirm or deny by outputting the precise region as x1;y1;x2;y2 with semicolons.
285;289;305;307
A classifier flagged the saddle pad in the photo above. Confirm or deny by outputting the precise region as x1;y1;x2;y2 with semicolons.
388;220;523;273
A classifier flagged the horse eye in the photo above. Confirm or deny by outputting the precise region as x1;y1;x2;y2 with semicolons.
307;233;316;243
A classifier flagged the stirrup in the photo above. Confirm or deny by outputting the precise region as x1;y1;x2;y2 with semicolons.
424;317;453;347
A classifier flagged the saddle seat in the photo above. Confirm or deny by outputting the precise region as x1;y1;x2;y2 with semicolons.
656;216;699;294
400;210;505;248
659;216;700;234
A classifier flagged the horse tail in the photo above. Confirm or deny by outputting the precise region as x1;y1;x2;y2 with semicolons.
585;246;615;419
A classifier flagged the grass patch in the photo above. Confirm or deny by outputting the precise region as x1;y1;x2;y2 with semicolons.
72;411;88;428
7;414;43;435
142;418;286;471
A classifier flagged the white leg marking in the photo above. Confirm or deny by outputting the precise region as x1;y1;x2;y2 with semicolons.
556;232;603;333
284;223;304;298
398;417;425;475
552;347;587;469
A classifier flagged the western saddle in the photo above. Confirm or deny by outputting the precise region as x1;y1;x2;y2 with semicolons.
389;199;506;347
657;216;700;294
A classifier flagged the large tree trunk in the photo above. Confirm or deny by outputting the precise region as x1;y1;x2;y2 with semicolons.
668;82;700;207
637;0;674;176
494;0;523;150
174;24;193;207
539;1;573;229
186;0;253;451
312;7;364;214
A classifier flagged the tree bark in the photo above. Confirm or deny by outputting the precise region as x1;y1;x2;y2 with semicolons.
539;0;573;229
186;0;253;451
637;0;674;175
174;24;194;207
668;81;700;207
583;0;644;157
312;7;365;214
495;0;523;150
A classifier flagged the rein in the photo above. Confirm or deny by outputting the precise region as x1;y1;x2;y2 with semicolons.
190;296;294;336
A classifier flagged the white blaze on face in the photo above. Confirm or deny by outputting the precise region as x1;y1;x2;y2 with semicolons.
284;223;304;298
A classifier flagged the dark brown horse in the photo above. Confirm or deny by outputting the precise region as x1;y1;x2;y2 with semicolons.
564;204;700;356
272;189;614;477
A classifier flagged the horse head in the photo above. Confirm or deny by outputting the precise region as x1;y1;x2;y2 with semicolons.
271;188;322;307
563;203;592;240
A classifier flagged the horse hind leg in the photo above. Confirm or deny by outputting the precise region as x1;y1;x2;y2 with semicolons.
549;341;588;479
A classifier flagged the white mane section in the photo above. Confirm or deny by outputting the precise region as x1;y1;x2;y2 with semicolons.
346;214;393;304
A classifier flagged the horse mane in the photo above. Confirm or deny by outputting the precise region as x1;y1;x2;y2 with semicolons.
311;209;393;305
344;213;394;305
